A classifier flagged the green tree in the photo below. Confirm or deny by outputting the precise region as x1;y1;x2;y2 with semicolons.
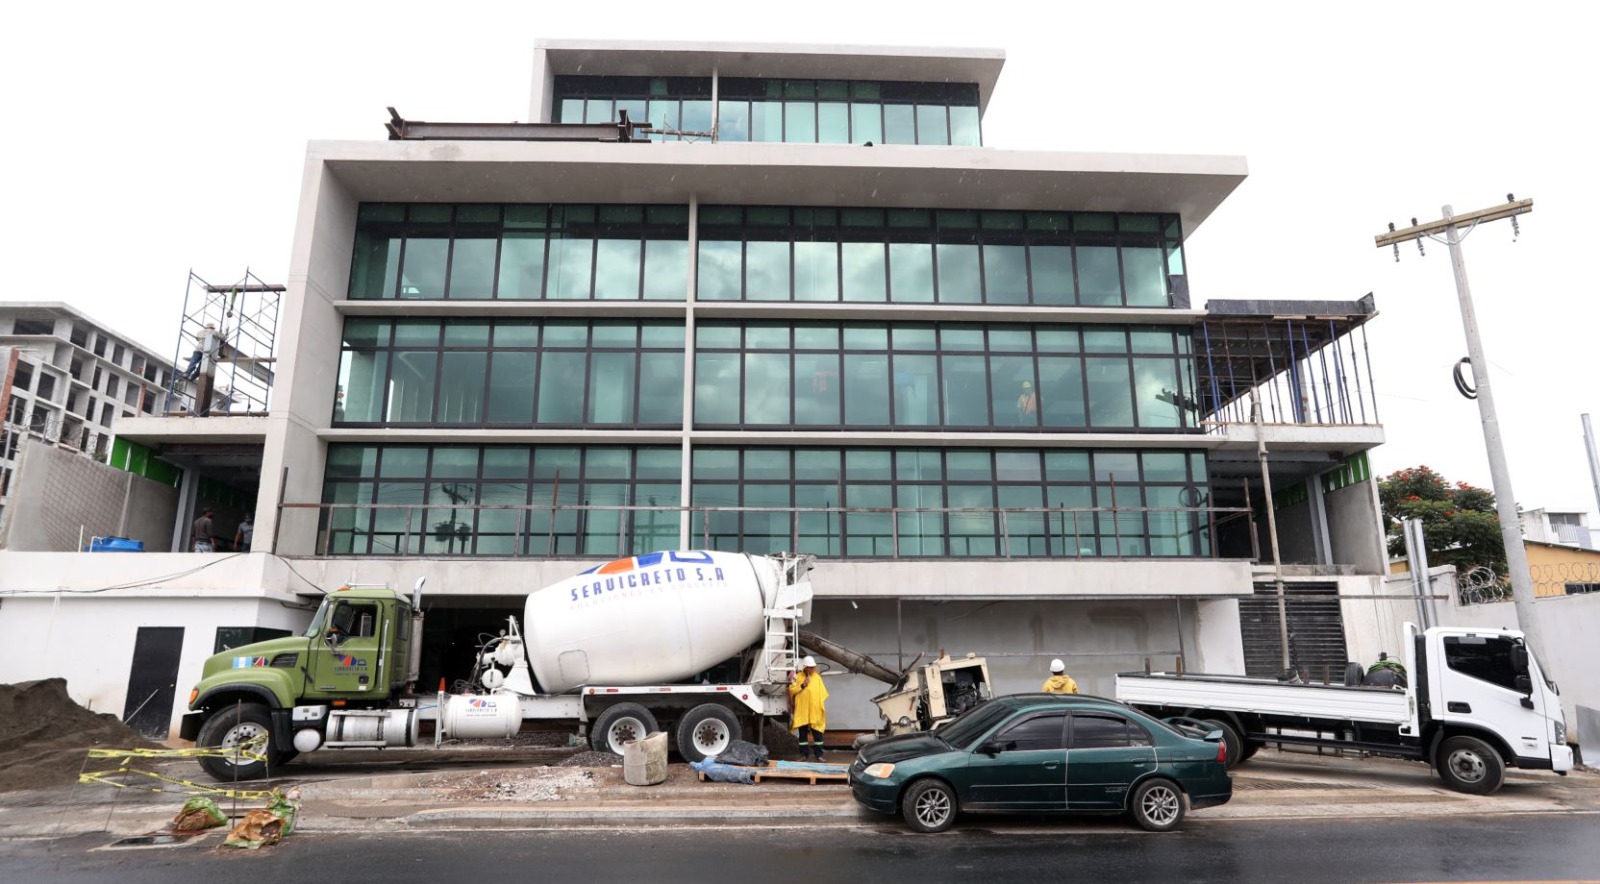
1378;465;1507;576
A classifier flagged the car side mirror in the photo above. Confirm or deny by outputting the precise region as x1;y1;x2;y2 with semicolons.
1509;645;1529;675
978;741;1001;756
324;629;346;650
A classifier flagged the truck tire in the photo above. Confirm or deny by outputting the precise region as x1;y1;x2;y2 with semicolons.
196;703;282;781
590;703;658;755
1129;777;1186;832
901;778;958;834
1200;718;1243;769
1435;735;1505;795
675;703;740;763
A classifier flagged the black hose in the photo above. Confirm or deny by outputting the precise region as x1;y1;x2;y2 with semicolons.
1453;357;1477;400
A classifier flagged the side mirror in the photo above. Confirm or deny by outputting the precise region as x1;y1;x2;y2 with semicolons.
978;741;1002;756
1509;645;1529;675
324;628;346;650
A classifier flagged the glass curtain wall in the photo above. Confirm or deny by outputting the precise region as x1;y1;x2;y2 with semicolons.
554;76;981;146
696;207;1182;307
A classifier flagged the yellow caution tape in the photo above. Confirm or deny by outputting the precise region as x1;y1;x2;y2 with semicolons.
77;737;276;800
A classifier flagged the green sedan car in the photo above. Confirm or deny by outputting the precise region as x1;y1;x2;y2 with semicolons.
850;694;1231;833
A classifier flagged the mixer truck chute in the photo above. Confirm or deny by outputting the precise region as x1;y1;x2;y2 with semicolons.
181;550;988;781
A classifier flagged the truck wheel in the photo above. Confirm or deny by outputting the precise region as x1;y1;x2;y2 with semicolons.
901;778;958;834
196;704;280;781
1435;735;1505;795
1200;718;1243;769
675;703;740;763
590;703;658;755
1129;777;1186;831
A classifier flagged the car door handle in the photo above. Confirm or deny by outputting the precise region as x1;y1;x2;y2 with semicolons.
1447;702;1472;713
1043;762;1061;770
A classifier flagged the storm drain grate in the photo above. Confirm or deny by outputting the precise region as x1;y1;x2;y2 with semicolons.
98;832;213;850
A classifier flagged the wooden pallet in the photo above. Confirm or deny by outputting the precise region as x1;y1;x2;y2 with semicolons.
698;761;850;785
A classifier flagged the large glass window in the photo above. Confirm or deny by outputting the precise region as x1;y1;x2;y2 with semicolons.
556;77;982;146
692;321;1196;433
320;444;680;557
688;447;1212;559
690;206;1183;307
334;318;683;428
349;204;689;301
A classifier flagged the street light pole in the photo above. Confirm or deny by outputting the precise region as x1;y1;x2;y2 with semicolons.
1374;197;1545;660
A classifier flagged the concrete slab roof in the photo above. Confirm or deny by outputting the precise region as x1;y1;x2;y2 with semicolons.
312;139;1248;237
535;39;1007;113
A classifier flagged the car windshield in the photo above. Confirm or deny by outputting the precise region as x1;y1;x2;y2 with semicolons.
303;600;331;637
932;702;1014;750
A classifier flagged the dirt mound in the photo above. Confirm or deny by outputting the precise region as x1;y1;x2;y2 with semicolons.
0;679;159;792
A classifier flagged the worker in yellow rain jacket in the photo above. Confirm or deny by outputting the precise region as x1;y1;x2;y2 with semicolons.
789;656;829;761
1042;658;1079;694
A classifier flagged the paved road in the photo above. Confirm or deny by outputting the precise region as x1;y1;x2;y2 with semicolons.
4;813;1598;883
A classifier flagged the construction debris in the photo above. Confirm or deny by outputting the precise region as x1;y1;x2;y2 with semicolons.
0;679;158;792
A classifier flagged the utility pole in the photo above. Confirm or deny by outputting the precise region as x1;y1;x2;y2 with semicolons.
1374;196;1545;659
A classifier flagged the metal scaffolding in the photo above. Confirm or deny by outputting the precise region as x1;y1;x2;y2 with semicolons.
165;270;283;416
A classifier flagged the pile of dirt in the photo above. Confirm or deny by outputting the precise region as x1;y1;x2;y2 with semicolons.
761;720;803;760
0;679;159;792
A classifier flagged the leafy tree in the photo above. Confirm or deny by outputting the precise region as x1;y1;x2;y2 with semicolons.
1378;465;1507;576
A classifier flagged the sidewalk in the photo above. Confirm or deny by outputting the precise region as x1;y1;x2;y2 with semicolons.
1;747;1594;841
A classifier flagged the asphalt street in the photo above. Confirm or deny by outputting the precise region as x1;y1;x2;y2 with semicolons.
3;813;1599;883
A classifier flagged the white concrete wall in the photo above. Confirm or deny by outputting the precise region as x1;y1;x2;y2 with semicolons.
0;591;311;739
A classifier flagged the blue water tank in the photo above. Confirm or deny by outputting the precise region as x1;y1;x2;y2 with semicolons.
86;537;144;552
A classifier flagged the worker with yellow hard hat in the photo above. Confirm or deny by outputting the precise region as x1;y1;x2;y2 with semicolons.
789;656;830;761
1041;658;1079;694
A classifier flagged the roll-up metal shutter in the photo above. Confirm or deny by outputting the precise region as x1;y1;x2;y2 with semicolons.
1239;582;1350;682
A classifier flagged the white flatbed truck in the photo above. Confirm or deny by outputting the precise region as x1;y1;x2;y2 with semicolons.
1116;623;1572;794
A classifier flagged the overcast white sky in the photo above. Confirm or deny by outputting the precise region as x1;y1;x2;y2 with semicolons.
3;1;1596;526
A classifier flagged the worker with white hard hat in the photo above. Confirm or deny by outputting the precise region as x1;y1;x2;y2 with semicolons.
1041;658;1079;694
789;655;830;761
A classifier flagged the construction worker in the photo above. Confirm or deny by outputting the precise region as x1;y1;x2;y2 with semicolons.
1042;658;1079;694
789;656;829;762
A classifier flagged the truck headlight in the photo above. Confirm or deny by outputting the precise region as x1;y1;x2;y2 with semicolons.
1555;722;1566;746
864;763;896;779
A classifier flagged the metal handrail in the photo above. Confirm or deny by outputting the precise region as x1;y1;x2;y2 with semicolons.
278;501;1251;560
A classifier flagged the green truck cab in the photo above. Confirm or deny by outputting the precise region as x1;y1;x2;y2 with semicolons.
181;586;420;780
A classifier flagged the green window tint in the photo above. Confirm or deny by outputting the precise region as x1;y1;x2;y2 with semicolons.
1131;329;1175;354
591;322;636;348
400;238;448;298
743;483;793;554
694;353;741;424
350;230;401;298
593;239;642;299
1121;214;1161;233
843;354;890;425
442;321;489;347
936;244;981;304
697;240;742;300
794;241;839;301
1030;246;1074;306
745;449;790;481
1144;485;1188;556
744;325;788;350
784;102;816;143
476;482;527;556
744;353;791;424
891;326;936;351
991;355;1037;429
1000;484;1047;556
1076;213;1115;232
585;448;632;480
948;485;997;557
1122;246;1167;307
989;328;1032;353
842;325;888;351
1037;328;1079;353
437;352;487;423
681;100;712;135
337;351;387;422
892;354;939;426
481;449;528;479
1142;452;1188;483
794;353;841;425
745;241;790;301
635;449;680;482
410;205;450;223
486;352;536;423
558;98;584;123
1046;453;1091;485
845;450;892;481
1190;453;1208;483
1168;244;1186;277
1094;452;1139;483
616;99;647;125
431;447;479;478
996;451;1042;483
636;352;684;425
448;239;496;299
586;98;613;123
342;318;389;347
883;104;915;144
498;235;546;300
694;448;739;480
851;104;883;144
794;325;839;350
588;352;637;423
719;101;750;141
1083;329;1127;353
646;99;679;141
888;243;935;303
536;352;586;423
533;447;579;479
949;106;980;146
547;239;594;300
916;105;949;145
641;322;685;348
1037;357;1086;428
844;484;892;556
751;100;783;141
1077;246;1121;305
940;328;984;352
1133;358;1182;428
392;320;439;347
695;324;740;349
941;355;988;426
1086;358;1134;428
896;484;945;556
542;321;587;348
381;447;428;476
983;245;1028;304
1098;484;1146;556
818;102;849;143
386;352;437;422
795;450;841;482
841;242;887;302
896;450;944;481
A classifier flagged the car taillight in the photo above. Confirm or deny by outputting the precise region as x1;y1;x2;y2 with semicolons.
1216;741;1227;764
